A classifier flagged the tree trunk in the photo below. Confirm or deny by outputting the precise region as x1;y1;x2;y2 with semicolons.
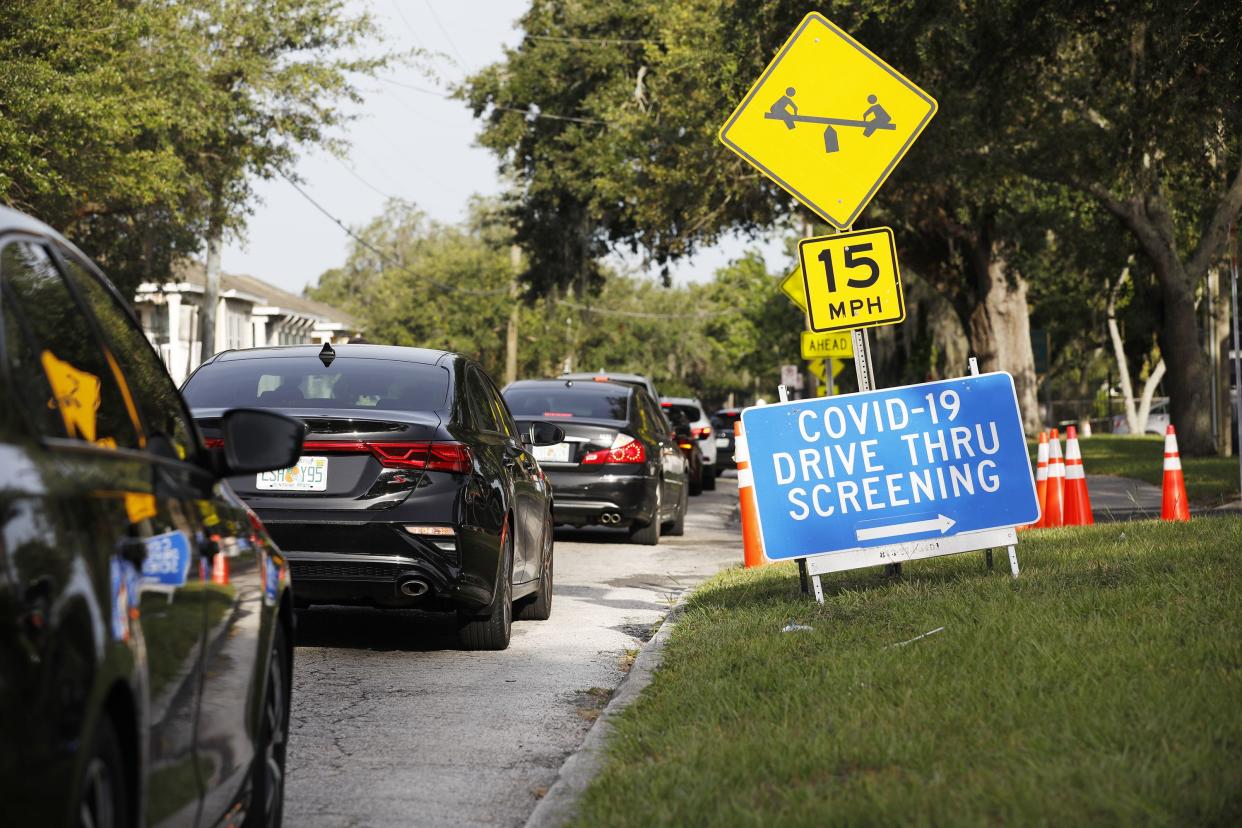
1210;267;1233;455
1155;263;1214;453
200;188;225;366
966;241;1040;433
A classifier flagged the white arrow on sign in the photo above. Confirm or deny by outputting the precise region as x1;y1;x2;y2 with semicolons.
855;514;956;542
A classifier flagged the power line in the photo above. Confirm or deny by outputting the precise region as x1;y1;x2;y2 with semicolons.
555;298;733;320
528;34;661;46
388;0;428;50
376;76;610;125
331;156;394;200
276;168;509;297
421;0;468;67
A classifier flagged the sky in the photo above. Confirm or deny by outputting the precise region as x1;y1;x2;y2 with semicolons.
220;0;787;296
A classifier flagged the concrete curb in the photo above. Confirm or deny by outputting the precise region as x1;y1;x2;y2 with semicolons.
523;596;689;828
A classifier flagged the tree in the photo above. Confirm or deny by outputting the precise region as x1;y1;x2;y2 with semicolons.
177;0;392;362
1018;1;1242;453
0;0;206;296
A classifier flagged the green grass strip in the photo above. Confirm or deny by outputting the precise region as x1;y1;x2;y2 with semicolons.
574;520;1242;827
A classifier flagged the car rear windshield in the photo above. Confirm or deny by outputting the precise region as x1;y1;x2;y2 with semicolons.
662;403;703;422
182;357;450;411
504;384;629;420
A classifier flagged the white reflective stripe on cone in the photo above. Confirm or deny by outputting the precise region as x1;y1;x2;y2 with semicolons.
1065;463;1085;480
737;466;754;488
734;433;749;464
1164;455;1182;471
1164;432;1179;454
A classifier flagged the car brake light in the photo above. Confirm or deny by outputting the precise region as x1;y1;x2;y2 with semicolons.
580;435;646;464
204;437;224;449
301;440;474;474
693;426;712;438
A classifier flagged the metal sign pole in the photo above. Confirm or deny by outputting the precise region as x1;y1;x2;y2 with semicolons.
1230;223;1241;500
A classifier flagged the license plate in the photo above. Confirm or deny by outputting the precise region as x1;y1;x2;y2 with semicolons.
532;442;571;463
257;456;328;491
715;437;730;447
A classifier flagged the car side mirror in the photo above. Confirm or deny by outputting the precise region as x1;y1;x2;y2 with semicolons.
214;408;304;477
526;421;566;447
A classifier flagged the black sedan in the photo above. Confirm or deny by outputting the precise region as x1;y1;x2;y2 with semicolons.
183;345;561;650
502;378;689;545
0;206;300;827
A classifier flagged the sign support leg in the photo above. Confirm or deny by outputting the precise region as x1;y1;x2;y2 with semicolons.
1007;545;1020;577
779;383;814;596
985;549;994;570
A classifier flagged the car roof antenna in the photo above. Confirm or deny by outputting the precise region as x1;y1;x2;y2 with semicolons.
319;341;336;367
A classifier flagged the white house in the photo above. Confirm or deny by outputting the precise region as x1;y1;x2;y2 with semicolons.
133;261;361;385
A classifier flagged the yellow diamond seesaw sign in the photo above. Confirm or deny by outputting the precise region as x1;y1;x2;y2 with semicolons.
798;227;904;333
718;12;937;229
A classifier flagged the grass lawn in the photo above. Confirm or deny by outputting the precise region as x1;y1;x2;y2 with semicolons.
574;520;1242;826
1028;434;1240;506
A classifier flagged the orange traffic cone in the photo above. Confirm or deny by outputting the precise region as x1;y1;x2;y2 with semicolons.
1023;430;1048;531
1063;426;1094;526
211;549;230;585
1043;428;1065;528
1161;425;1190;521
735;421;766;568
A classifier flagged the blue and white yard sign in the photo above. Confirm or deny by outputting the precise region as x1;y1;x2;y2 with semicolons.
140;530;193;589
741;372;1038;562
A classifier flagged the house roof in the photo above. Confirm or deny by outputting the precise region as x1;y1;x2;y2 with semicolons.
167;260;358;329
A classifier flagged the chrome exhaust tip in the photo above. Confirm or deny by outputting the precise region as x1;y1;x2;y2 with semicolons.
398;578;430;598
600;512;621;525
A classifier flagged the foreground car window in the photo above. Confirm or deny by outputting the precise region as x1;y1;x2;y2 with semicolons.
505;385;629;420
183;356;450;411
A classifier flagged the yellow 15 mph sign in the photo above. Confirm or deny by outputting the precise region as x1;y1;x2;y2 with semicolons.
718;12;937;229
798;227;904;333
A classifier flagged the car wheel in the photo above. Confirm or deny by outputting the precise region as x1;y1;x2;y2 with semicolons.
629;484;661;546
77;716;127;828
516;525;553;621
702;463;717;491
688;464;703;496
458;532;513;650
244;624;290;828
666;482;688;536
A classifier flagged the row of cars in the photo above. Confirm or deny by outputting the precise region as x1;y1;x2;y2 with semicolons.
0;206;730;827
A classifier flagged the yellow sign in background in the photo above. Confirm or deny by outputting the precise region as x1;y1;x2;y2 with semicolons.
801;330;854;360
798;227;904;333
718;12;937;229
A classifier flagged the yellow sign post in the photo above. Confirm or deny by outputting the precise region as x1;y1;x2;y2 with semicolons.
798;227;904;333
800;330;854;360
718;12;937;229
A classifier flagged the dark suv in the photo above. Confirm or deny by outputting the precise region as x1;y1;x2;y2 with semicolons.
182;345;562;650
0;207;303;827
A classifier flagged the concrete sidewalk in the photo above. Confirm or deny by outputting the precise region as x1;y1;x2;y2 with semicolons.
1087;475;1162;521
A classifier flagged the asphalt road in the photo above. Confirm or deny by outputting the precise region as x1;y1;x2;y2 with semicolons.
283;476;741;828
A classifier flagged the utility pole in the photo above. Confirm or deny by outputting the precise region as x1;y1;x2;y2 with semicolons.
505;244;520;385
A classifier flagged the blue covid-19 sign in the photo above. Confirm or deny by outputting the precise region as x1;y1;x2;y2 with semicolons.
741;372;1038;561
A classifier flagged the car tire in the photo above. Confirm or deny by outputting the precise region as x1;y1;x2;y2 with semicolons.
244;623;290;828
77;715;128;828
666;483;687;536
458;533;513;650
702;464;716;491
688;466;703;496
516;527;553;621
629;484;661;546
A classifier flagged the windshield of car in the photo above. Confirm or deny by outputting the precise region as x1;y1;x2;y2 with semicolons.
182;356;450;411
504;384;630;420
662;403;703;423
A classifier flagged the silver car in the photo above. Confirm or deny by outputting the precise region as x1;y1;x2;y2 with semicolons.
661;396;718;490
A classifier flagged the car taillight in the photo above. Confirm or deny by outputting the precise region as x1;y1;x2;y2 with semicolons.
581;435;646;465
693;426;712;438
204;437;224;449
301;440;474;474
678;441;694;451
